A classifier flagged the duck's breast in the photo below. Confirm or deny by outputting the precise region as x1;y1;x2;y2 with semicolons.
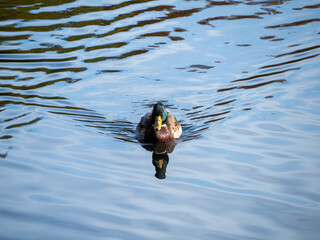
155;126;174;142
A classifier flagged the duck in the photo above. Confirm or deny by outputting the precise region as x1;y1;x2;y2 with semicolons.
136;102;182;142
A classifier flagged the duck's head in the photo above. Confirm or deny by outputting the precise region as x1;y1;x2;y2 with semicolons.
152;102;168;131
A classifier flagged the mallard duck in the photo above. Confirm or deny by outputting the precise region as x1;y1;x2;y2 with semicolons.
136;102;182;142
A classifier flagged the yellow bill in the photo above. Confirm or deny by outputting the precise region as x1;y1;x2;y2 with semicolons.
158;159;163;169
154;115;162;131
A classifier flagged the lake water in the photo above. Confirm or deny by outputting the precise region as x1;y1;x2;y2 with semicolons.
1;0;320;239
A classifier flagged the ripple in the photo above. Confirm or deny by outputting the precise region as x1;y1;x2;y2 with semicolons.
231;67;299;82
266;18;320;29
260;54;320;69
1;0;320;239
218;79;287;92
198;14;263;27
293;3;320;10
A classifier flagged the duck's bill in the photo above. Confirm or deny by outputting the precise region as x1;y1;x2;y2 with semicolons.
154;115;162;131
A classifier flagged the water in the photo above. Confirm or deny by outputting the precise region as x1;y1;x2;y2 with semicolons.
1;0;320;239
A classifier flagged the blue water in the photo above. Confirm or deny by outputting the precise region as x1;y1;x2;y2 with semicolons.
1;0;320;239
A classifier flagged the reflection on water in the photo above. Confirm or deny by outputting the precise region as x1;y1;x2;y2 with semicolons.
141;142;177;179
1;0;320;239
153;152;169;179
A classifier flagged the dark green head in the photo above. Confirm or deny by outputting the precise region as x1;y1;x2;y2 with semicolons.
152;102;168;131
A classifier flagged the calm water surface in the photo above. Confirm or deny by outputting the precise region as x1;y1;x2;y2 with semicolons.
1;0;320;239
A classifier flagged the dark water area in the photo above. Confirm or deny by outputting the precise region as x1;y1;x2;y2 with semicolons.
1;0;320;239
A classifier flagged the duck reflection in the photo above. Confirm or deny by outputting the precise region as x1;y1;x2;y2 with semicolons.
152;151;169;179
141;142;177;179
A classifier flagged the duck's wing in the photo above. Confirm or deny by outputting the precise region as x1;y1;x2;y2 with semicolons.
136;110;152;140
166;110;182;139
